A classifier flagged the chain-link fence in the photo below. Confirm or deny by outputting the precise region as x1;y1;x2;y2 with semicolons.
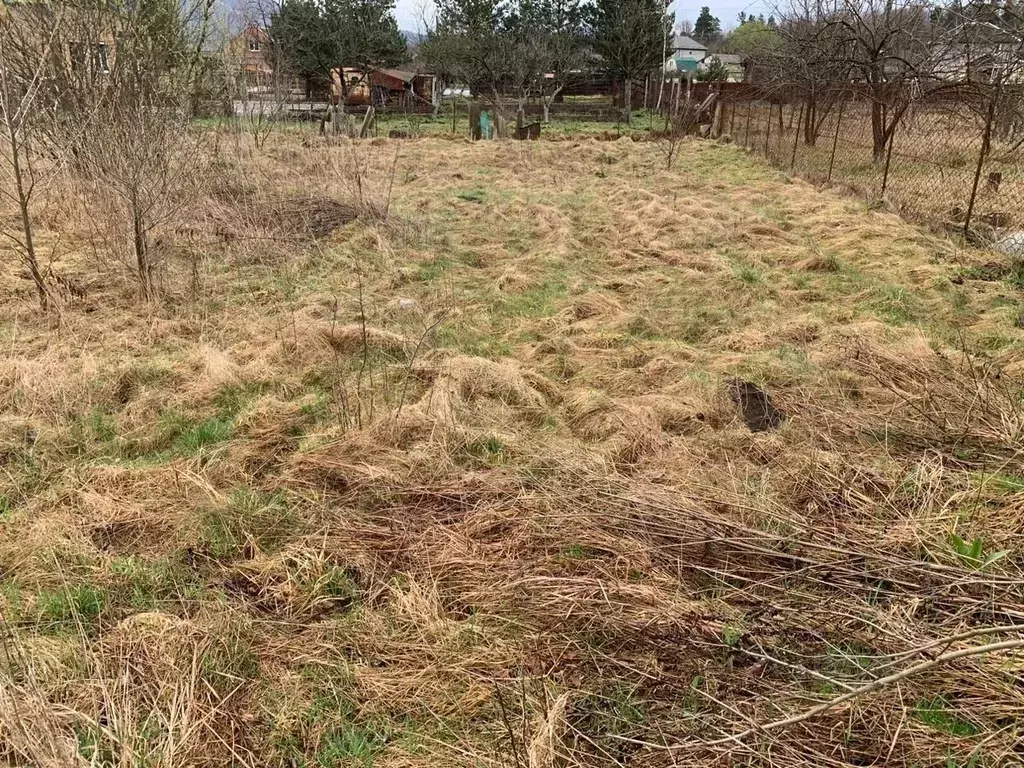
718;84;1024;238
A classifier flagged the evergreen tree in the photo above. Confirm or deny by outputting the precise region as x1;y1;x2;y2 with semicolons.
268;0;406;98
695;54;729;81
693;5;721;41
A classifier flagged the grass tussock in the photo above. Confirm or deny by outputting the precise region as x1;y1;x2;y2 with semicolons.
1;128;1023;768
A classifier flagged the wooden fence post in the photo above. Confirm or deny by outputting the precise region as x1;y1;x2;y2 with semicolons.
764;102;773;156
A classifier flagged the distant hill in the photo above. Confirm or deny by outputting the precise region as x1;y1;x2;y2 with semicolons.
402;29;426;45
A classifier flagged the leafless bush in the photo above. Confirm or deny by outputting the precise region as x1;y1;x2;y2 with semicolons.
0;6;68;312
16;0;216;301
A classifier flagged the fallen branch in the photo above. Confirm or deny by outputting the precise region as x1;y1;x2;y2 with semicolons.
684;637;1024;750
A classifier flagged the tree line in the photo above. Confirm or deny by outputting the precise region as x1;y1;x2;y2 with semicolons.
266;0;674;124
714;0;1024;161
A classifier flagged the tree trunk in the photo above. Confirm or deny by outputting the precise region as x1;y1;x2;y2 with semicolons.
624;79;632;124
8;127;47;308
871;100;886;162
804;93;817;145
542;100;550;123
131;199;151;300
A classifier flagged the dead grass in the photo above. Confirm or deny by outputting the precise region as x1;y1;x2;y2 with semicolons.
1;127;1023;768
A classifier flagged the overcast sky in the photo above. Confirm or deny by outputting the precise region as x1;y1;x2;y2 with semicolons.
392;0;778;33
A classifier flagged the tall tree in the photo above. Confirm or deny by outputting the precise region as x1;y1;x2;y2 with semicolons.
693;6;721;42
504;0;588;122
267;0;334;98
588;0;672;123
420;0;504;103
268;0;406;100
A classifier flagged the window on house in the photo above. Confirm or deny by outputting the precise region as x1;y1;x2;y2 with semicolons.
249;38;261;51
94;42;109;73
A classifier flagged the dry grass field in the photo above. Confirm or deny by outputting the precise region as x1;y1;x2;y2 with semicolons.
2;129;1024;767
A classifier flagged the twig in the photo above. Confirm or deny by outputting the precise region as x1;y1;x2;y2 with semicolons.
684;638;1024;749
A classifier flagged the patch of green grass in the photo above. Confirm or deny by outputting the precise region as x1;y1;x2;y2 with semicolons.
824;643;876;677
434;324;515;358
36;584;107;634
982;473;1024;493
297;389;333;424
871;285;919;325
455;189;487;204
173;417;234;455
1;580;24;622
271;670;397;766
722;623;744;647
75;724;117;766
735;263;763;285
978;332;1016;352
493;279;569;319
914;697;979;737
70;408;121;457
200;488;295;559
0;494;11;519
561;543;594;560
675;307;732;344
315;723;390;767
624;314;661;340
202;621;261;697
108;556;203;611
958;259;1024;289
461;434;508;467
413;256;451;282
949;288;971;313
585;685;646;737
214;381;272;419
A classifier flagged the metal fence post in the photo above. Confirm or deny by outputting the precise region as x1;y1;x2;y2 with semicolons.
827;99;845;182
744;103;752;147
964;82;1000;236
791;102;805;169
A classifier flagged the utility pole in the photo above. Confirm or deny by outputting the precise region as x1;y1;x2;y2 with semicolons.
655;0;671;111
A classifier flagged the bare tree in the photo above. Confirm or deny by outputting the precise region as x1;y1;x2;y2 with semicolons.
68;0;214;299
764;0;851;146
529;0;589;123
588;0;673;124
767;0;962;161
0;5;61;309
421;0;506;111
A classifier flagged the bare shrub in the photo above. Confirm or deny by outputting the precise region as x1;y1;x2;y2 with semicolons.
53;0;214;300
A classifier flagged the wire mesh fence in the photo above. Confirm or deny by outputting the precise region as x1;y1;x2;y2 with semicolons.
721;84;1024;238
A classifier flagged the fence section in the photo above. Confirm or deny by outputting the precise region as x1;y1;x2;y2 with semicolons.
719;85;1024;236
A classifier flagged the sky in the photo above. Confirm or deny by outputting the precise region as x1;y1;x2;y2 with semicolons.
392;0;777;34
